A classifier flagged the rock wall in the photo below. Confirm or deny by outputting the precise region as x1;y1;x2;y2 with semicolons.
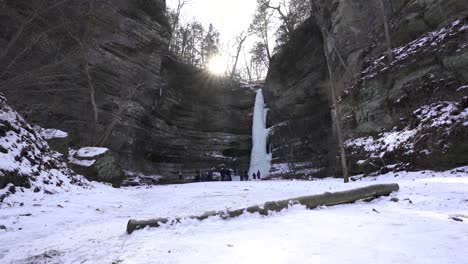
0;0;254;179
264;0;468;177
264;18;336;178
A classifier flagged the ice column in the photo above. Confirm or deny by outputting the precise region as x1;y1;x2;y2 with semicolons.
248;89;272;179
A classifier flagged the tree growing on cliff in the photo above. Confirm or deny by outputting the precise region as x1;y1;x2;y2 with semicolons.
258;0;311;47
310;0;350;183
201;24;220;66
0;0;75;92
230;31;250;78
0;0;105;146
61;1;100;145
169;19;220;69
167;0;188;47
250;0;274;62
249;42;270;81
378;0;394;63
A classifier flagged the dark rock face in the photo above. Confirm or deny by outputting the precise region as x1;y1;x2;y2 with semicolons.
264;0;468;177
1;0;254;179
117;56;255;177
264;18;336;178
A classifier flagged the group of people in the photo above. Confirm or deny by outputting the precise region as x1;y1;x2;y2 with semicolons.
240;170;261;181
184;168;262;182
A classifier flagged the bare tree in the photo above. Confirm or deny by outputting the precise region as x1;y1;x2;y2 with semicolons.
0;0;71;63
378;0;394;63
96;83;144;146
258;0;311;46
261;0;294;38
311;1;349;183
0;0;84;97
243;52;253;82
60;1;99;145
249;41;269;80
250;0;274;62
230;31;249;78
168;0;188;47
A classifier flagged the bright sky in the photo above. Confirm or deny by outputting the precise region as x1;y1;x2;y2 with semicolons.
166;0;278;78
166;0;257;43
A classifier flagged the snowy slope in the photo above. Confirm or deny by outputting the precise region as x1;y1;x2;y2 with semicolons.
1;167;467;263
0;94;87;203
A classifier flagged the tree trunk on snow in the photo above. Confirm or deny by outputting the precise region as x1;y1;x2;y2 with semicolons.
127;183;400;234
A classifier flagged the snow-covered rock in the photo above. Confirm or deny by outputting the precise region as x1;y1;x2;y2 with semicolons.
33;126;68;140
359;19;467;83
346;99;468;174
68;147;125;187
75;147;109;159
0;94;86;203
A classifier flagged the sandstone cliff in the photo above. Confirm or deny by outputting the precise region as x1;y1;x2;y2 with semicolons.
0;0;254;180
264;0;468;177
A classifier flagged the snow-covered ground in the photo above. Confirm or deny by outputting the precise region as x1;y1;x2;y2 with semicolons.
1;167;467;264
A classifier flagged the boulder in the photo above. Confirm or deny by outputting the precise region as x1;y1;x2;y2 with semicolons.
69;147;124;187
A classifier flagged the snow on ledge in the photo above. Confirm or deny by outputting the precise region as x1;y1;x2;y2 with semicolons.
33;125;68;140
75;147;109;158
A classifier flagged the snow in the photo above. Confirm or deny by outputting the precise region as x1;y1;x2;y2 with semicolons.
33;126;68;140
0;94;85;200
1;167;467;263
75;147;109;158
248;89;272;178
346;129;418;158
360;19;467;81
68;149;96;167
270;163;291;175
270;162;323;177
457;85;468;92
346;100;468;158
207;151;226;158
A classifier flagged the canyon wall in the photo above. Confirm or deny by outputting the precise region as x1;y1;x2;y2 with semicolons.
264;0;468;177
0;0;254;179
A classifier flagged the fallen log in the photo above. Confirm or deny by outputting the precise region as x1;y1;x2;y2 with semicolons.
127;183;399;234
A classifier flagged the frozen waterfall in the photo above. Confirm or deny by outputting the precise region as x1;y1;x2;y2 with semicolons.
248;89;272;179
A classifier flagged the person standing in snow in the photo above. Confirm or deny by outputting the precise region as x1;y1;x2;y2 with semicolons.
257;170;261;180
227;169;232;181
220;168;225;181
252;172;256;180
195;170;201;182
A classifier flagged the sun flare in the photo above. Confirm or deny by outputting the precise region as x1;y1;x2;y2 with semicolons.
208;55;228;75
